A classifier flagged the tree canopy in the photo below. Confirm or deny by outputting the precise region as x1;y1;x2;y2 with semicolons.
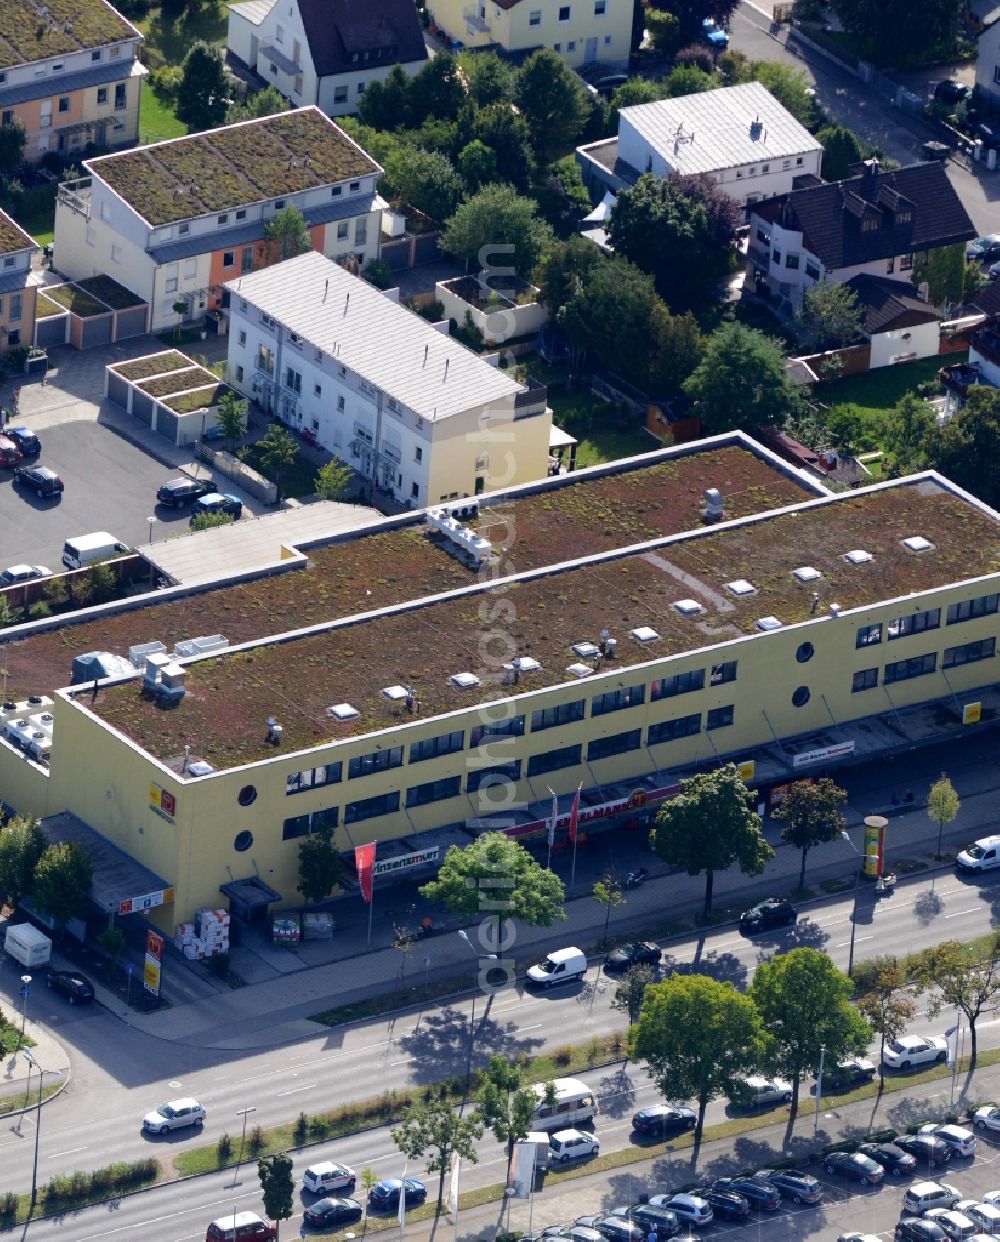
475;1055;545;1174
257;1153;295;1233
32;841;94;925
176;42;228;131
857;957;916;1085
384;146;465;223
227;85;290;124
409;53;467;124
515;49;591;163
0;816;45;906
926;385;1000;507
817;124;867;181
0;121;26;177
798;283;864;351
392;1097;482;1214
297;823;342;906
832;0;964;66
913;934;1000;1077
683;321;800;434
774;777;848;890
263;204;311;262
419;832;565;924
442;184;552;277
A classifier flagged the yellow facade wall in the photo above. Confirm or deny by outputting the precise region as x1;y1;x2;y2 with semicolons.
0;285;35;354
425;404;552;501
429;0;630;64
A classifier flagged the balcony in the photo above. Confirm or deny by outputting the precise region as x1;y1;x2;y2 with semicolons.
747;242;771;271
57;176;92;220
514;377;548;418
464;6;491;32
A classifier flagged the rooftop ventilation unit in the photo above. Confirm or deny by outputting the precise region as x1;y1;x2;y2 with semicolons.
266;716;282;744
599;630;617;658
702;488;724;522
328;703;359;720
756;616;783;631
566;662;593;678
426;507;492;566
844;549;873;565
513;656;541;674
130;640;168;669
673;599;704;616
173;634;229;659
188;760;214;776
159;663;186;702
382;685;408;701
793;566;822;583
901;535;934;553
726;579;756;596
450;672;481;689
572;640;600;659
447;500;480;521
630;626;659;643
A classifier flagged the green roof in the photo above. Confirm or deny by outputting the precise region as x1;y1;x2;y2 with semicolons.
0;207;36;256
88;107;380;226
0;0;138;70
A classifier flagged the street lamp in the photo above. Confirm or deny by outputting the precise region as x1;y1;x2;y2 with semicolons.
232;1106;257;1186
19;974;31;1040
815;1043;826;1134
23;1049;62;1210
147;515;156;544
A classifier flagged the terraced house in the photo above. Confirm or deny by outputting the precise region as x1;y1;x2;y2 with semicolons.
0;206;39;352
52;106;383;332
0;0;144;160
0;435;997;928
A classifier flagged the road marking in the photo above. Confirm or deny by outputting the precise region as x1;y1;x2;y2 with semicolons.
47;1146;88;1158
276;1083;317;1096
518;1023;543;1032
945;908;981;919
391;1057;414;1066
835;936;873;948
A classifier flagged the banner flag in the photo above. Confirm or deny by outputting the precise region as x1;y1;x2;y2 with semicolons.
355;842;376;904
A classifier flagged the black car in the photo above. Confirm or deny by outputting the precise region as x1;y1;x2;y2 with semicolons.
303;1197;363;1229
893;1134;951;1167
934;79;970;106
858;1141;918;1177
368;1178;426;1211
967;234;1000;264
739;897;796;933
623;1204;681;1237
13;465;64;498
7;426;40;457
46;970;95;1004
592;73;629;98
605;941;660;972
762;1170;822;1204
631;1105;695;1138
156;476;216;508
712;1176;781;1211
823;1152;884;1184
695;1186;750;1221
190;492;243;522
895;1220;948;1242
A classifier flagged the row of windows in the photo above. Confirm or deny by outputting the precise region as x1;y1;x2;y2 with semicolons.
852;636;996;692
857;594;999;650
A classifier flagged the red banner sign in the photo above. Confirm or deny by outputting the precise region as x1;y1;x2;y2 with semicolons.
355;842;376;904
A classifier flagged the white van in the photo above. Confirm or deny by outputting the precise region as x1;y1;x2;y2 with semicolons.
4;923;52;968
526;946;587;988
62;531;128;570
530;1077;597;1130
956;836;1000;873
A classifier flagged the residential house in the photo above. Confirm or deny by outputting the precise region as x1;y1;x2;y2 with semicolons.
842;273;942;368
576;82;823;205
428;0;631;69
226;0;427;118
224;250;553;506
940;313;1000;409
976;16;1000;105
52;107;384;333
0;207;39;353
747;159;975;311
0;0;144;161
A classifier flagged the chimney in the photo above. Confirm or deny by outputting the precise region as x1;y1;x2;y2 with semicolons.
423;344;429;367
444;358;450;381
323;278;328;302
344;291;350;315
863;157;880;185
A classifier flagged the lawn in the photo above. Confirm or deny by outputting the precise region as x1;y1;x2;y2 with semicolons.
7;183;57;246
240;438;320;500
547;388;656;469
138;81;186;147
813;353;961;419
137;0;228;66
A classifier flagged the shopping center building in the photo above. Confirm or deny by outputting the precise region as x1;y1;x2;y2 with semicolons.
0;433;998;931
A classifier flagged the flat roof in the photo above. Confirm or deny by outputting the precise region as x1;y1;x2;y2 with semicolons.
87;107;380;227
41;811;168;913
227;252;522;421
619;82;821;176
0;0;139;70
86;471;1000;769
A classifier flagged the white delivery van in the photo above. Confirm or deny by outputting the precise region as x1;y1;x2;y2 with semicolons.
62;531;128;570
4;923;52;968
956;836;1000;873
526;946;587;989
530;1077;597;1130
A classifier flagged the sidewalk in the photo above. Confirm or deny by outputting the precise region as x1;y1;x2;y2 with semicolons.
0;1016;71;1113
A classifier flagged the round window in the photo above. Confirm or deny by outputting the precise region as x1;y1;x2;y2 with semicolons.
795;641;815;664
238;784;257;807
234;830;253;852
792;685;811;708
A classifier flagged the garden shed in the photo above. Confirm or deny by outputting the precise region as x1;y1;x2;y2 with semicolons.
106;350;233;448
33;276;148;350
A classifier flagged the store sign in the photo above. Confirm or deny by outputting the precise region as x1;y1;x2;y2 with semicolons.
964;702;982;725
373;847;440;877
504;783;681;839
738;760;756;782
791;740;855;769
119;886;174;916
149;783;176;822
144;930;165;996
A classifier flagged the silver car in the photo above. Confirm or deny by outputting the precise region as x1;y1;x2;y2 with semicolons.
142;1097;206;1134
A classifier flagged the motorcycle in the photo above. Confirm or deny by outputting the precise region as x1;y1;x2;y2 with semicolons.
624;867;649;890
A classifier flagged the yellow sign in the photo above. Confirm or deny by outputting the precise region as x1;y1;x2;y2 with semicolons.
863;820;881;877
143;957;161;994
964;702;982;725
737;760;756;783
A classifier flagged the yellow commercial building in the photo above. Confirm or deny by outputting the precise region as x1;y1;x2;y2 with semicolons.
428;0;631;69
1;434;998;931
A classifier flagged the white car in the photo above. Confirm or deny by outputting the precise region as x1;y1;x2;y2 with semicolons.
920;1123;977;1157
975;1107;1000;1133
0;563;51;586
966;1202;1000;1235
302;1162;357;1194
882;1035;949;1070
925;1207;978;1238
141;1097;206;1134
548;1129;599;1163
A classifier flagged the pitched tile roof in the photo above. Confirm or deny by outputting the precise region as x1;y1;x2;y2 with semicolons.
296;0;426;77
754;161;975;271
842;274;940;335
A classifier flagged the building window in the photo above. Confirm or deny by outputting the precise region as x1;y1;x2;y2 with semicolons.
791;685;810;707
415;446;423;463
471;715;525;746
527;743;581;777
594;0;606;12
855;622;882;648
407;775;461;807
531;700;585;731
883;652;937;685
349;181;361;193
467;761;522;794
178;222;190;235
782;159;791;170
706;705;734;730
553;42;562;50
6;329;18;346
114;82;126;109
9;293;19;322
887;608;940;640
805;261;820;280
900;253;913;271
355;219;367;246
275;23;284;42
411;482;419;499
590;684;645;716
943;637;996;669
886;257;895;274
236;209;247;220
648;714;701;745
165;276;178;293
256;344;275;375
236;365;244;382
796;641;815;664
334;85;349;103
772;248;781;264
345;791;400;824
286;762;343;794
86;225;95;246
92;50;101;60
604;33;612;42
995;64;1000;85
96;88;107;105
796;156;803;165
337;222;349;240
785;253;799;269
651;669;704;700
852;667;878;692
558;4;570;17
357;82;366;95
238;329;247;347
57;96;69;113
110;44;120;57
282;806;339;839
111;244;122;263
313;382;322;397
756;227;769;245
348;746;403;779
710;661;737;686
567;39;576;48
284;366;302;394
409;730;465;763
222;250;235;268
294;74;303;95
337;395;345;411
947;593;999;625
529;7;541;20
588;729;641;762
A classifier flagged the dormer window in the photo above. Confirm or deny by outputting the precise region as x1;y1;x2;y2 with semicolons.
861;216;879;232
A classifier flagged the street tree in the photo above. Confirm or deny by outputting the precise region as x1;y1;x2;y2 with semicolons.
256;424;299;502
263;204;311;262
297;823;342;905
926;384;1000;507
773;777;848;891
817;124;867;181
593;871;625;950
629;975;767;1144
215;389;248;454
258;1152;295;1239
750;947;872;1118
32;841;94;926
798;283;864;351
315;457;353;501
683;321;800;434
914;935;1000;1077
611;963;655;1027
927;773;960;858
391;1097;483;1214
0;815;45;906
515;50;591;163
650;764;772;917
176;42;228;131
0;120;26;176
442;184;552;278
96;926;126;971
171;300;187;340
420;832;565;924
392;923;416;986
857;957;917;1088
475;1055;548;1175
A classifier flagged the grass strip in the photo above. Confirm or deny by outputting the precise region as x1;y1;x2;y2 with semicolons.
0;1159;161;1228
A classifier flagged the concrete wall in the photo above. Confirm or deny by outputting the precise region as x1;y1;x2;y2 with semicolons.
869;319;940;369
435;279;549;344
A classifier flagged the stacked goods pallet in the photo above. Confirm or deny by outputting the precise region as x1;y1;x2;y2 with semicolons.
174;923;203;960
194;908;231;957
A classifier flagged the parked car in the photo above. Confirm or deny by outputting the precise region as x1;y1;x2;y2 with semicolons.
883;1035;949;1071
824;1151;885;1185
605;941;660;972
0;433;23;467
695;1185;750;1221
46;970;94;1004
825;1057;877;1090
967;235;1000;264
618;1204;681;1237
957;837;1000;873
711;1176;781;1211
934;80;971;106
702;16;729;47
591;73;629;98
895;1221;949;1242
157;476;216;508
763;1170;822;1204
205;1211;275;1241
895;1134;954;1168
6;426;40;456
190;492;242;522
729;1075;792;1108
303;1198;363;1229
739;897;796;933
858;1141;918;1177
0;564;52;586
631;1105;695;1138
902;1181;962;1214
549;1129;599;1163
974;1106;1000;1133
965;1200;1000;1234
302;1162;357;1194
142;1097;206;1134
919;1124;977;1158
368;1178;427;1211
840;1235;882;1242
13;465;64;498
588;1217;643;1242
650;1194;712;1227
923;1208;977;1239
